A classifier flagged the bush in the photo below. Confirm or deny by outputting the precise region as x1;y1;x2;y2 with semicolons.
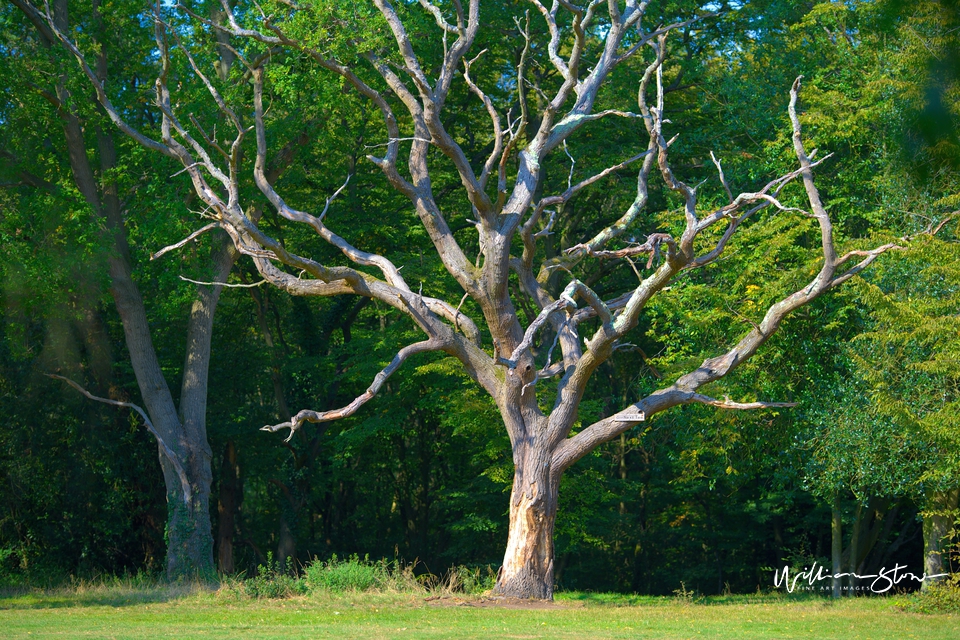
897;575;960;614
303;554;389;593
243;554;304;599
234;553;495;599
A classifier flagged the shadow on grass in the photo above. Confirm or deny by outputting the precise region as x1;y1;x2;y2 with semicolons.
0;581;213;610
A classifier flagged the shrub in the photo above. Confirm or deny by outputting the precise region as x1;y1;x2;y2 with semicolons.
303;554;387;593
237;553;496;598
243;554;304;599
897;577;960;614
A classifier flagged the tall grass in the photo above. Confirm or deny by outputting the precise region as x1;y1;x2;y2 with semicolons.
1;555;496;602
232;554;496;599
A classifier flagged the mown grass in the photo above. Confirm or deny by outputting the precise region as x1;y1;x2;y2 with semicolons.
2;582;958;639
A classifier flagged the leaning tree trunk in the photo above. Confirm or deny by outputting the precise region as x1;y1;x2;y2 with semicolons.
494;444;560;600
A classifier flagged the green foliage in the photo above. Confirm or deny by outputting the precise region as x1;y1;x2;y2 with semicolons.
243;554;305;599
844;235;960;496
898;576;960;614
303;554;385;593
234;554;494;599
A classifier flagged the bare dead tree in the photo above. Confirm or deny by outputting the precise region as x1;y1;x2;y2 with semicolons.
26;0;900;598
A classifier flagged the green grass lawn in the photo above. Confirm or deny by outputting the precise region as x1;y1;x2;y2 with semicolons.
1;586;955;639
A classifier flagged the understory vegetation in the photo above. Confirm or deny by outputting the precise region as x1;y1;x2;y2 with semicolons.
237;554;496;599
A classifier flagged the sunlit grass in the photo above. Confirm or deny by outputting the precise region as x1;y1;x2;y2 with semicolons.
2;582;957;639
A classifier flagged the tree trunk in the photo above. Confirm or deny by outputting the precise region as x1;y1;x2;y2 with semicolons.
217;441;239;574
848;502;862;592
494;449;559;600
923;488;959;590
832;497;842;599
278;511;297;569
171;232;235;579
161;454;214;579
34;0;223;581
106;236;218;580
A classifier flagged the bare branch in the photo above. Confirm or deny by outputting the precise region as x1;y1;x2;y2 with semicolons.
504;291;577;367
563;140;576;191
46;374;192;505
547;150;652;211
422;296;482;346
418;0;459;33
649;47;698;257
551;78;898;470
690;394;798;411
789;76;837;275
529;0;570;80
829;243;905;288
262;339;445;441
709;151;734;203
522;320;568;395
169;25;242;133
571;108;644;125
373;0;434;96
617;15;710;63
931;212;959;236
569;233;678;270
523;142;652;280
17;0;172;157
151;223;220;260
250;69;409;291
179;275;266;288
552;386;797;471
534;210;558;239
462;50;503;191
373;0;495;222
537;49;664;267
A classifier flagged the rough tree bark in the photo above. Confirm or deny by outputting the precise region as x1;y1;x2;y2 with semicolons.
33;0;901;598
498;432;561;599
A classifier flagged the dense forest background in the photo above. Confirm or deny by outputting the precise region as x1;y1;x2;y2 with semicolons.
1;0;959;595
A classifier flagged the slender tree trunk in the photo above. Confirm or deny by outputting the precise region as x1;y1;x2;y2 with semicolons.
170;232;235;578
923;488;959;590
848;502;862;592
217;441;239;574
618;433;627;517
832;497;842;599
278;511;297;569
494;445;559;600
